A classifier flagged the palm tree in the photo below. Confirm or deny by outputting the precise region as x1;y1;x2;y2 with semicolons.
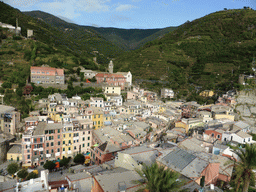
234;144;256;192
135;162;183;192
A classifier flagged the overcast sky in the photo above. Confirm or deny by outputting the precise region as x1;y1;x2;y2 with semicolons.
2;0;255;29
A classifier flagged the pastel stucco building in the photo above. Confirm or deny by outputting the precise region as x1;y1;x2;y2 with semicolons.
95;73;126;90
0;105;20;135
161;88;174;99
30;65;65;84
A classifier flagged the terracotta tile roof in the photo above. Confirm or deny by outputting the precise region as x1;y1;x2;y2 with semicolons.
31;66;56;71
56;68;64;76
49;180;68;189
30;66;64;76
96;73;125;78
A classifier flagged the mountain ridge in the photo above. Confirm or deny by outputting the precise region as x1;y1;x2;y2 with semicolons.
114;8;256;96
23;10;178;50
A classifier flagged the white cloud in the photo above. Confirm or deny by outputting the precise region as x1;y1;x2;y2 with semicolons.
2;0;42;7
76;0;111;13
115;4;138;12
110;14;131;24
37;0;111;19
90;23;100;27
57;15;75;23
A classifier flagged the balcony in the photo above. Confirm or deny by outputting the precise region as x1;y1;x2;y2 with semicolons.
46;154;51;158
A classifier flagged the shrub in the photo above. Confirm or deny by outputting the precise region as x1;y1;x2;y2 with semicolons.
26;172;38;180
12;36;22;40
17;169;28;179
74;154;85;164
7;162;19;175
43;161;56;171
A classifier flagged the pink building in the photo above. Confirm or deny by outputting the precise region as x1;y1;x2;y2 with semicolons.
22;126;45;167
24;116;39;131
72;119;92;156
90;141;121;165
22;132;33;167
95;73;126;90
127;91;139;100
30;66;65;84
43;122;63;161
73;129;92;156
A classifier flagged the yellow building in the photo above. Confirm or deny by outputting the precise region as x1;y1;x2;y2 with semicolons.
158;106;166;113
175;119;204;133
199;90;214;97
140;96;147;103
214;114;235;121
103;86;121;95
7;145;22;162
91;107;104;129
175;121;189;133
103;114;112;126
48;112;61;122
62;123;73;158
0;117;4;132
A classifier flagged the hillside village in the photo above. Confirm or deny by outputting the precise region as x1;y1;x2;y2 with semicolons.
1;61;256;191
1;3;256;192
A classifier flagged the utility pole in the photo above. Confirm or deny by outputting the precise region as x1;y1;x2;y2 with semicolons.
16;18;19;36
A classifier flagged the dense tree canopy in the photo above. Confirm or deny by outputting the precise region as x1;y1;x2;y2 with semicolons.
74;154;85;164
7;162;19;175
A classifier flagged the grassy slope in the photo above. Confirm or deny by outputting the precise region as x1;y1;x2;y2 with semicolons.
22;10;123;58
114;9;256;93
0;1;109;84
23;11;178;51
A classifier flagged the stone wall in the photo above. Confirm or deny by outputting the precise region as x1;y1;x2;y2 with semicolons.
236;89;256;133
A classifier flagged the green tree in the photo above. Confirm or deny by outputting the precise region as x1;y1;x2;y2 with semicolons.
17;169;28;179
7;162;19;175
79;72;84;82
234;144;256;192
43;161;56;171
60;157;70;168
81;93;90;101
26;172;38;180
74;154;85;164
1;81;12;89
89;76;97;82
76;67;81;76
135;162;182;192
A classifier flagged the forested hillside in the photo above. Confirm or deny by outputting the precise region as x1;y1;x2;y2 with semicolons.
114;8;256;98
23;11;177;51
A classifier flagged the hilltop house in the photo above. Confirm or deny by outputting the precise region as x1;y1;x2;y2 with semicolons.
30;65;65;84
161;88;174;99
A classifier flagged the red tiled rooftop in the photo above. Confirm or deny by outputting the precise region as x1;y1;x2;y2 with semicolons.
95;73;125;78
30;66;56;71
30;66;64;76
49;180;69;189
56;68;64;76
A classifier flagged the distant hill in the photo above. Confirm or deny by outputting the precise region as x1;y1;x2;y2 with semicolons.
0;1;115;86
114;8;256;94
89;26;177;50
23;11;177;50
21;10;123;59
